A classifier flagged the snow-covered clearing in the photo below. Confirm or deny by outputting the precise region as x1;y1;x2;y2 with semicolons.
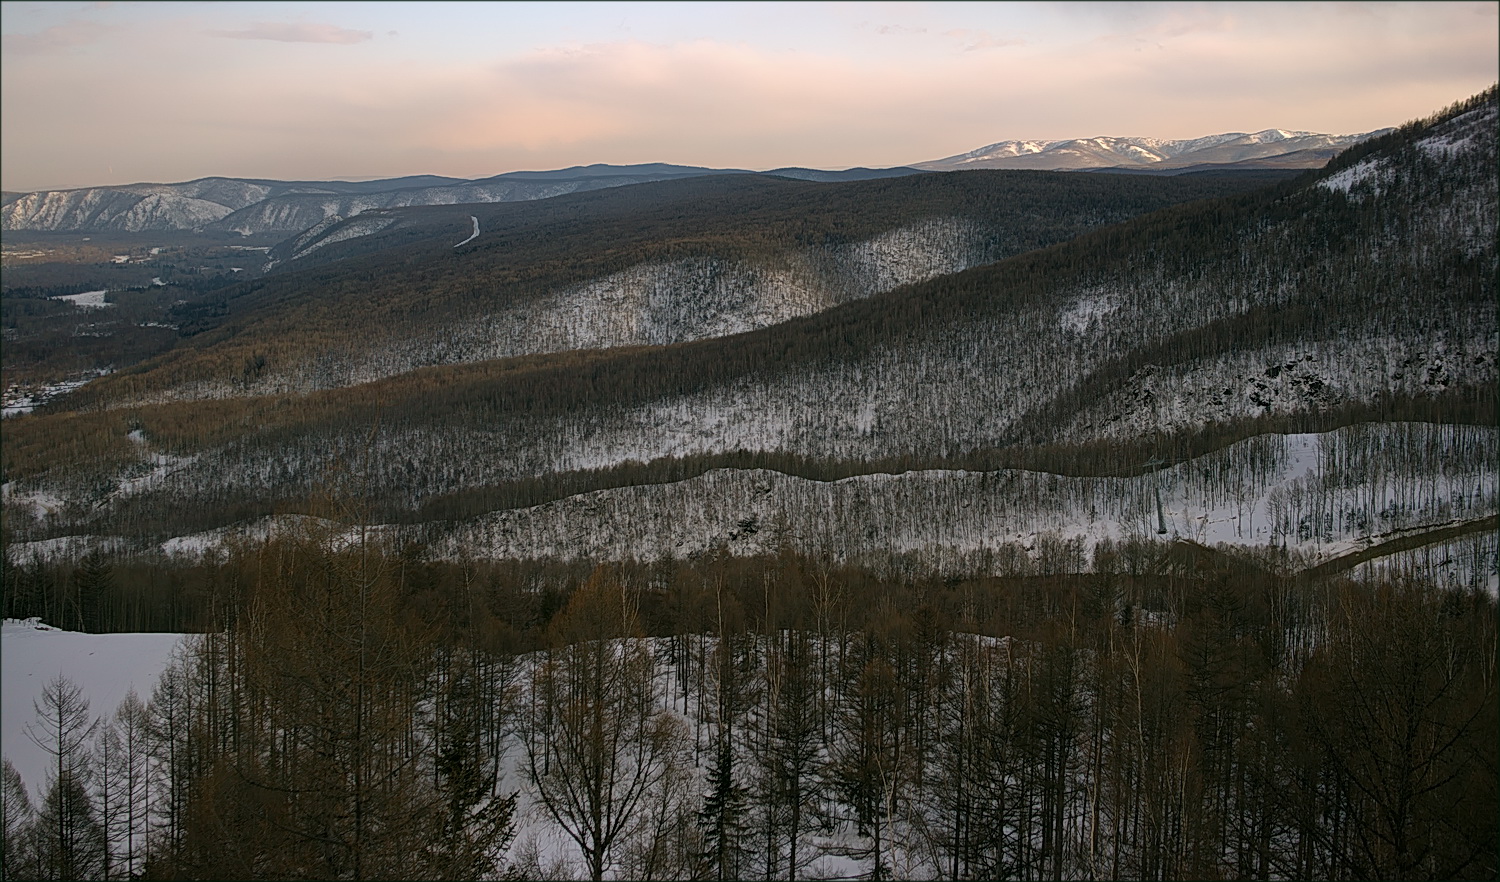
1;618;186;801
51;289;112;309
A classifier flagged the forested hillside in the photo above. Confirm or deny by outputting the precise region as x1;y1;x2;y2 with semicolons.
2;90;1492;572
59;169;1286;404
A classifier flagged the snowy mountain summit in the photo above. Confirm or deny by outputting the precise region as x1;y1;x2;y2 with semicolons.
916;128;1389;172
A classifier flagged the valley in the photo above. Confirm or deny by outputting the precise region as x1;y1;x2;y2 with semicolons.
4;94;1494;572
1;82;1495;882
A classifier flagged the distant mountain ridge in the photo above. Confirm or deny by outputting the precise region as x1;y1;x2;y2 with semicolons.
0;165;924;237
3;123;1385;236
914;128;1392;172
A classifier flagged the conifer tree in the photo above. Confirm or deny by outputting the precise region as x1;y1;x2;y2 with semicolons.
33;774;106;881
698;740;750;881
71;553;112;633
753;629;822;881
522;567;686;882
2;758;38;881
24;676;102;881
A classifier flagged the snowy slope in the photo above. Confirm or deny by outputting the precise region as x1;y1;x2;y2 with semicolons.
417;425;1497;574
0;619;186;801
917;128;1387;172
112;216;994;400
11;425;1492;587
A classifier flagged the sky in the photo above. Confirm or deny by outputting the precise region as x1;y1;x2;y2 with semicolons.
2;1;1496;192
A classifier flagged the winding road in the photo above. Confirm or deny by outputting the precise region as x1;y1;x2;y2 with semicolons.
453;215;480;248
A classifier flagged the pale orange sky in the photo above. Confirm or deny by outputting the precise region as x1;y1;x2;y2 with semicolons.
3;1;1496;191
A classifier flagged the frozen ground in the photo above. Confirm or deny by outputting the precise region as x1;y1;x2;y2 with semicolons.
51;290;113;309
1;618;186;801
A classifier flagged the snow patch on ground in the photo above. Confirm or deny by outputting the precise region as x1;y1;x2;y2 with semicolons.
1417;103;1497;159
289;213;398;261
1060;289;1119;334
1350;530;1499;595
1318;157;1386;195
1063;333;1498;442
2;371;110;418
423;424;1496;574
1;482;69;521
0;622;976;879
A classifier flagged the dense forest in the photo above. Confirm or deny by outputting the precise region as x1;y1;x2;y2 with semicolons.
69;168;1292;403
2;523;1495;880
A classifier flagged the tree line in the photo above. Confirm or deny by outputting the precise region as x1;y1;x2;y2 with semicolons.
3;521;1494;880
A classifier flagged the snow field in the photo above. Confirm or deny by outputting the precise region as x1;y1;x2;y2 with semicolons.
51;290;113;309
1;619;187;802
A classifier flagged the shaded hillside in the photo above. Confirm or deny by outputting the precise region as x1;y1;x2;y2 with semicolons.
2;164;925;237
61;169;1287;405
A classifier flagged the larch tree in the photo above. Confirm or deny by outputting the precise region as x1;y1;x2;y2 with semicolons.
521;567;687;882
2;758;39;881
24;676;103;881
752;628;822;882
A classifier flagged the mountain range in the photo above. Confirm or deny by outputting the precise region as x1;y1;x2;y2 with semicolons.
913;128;1389;173
2;87;1493;580
1;126;1385;237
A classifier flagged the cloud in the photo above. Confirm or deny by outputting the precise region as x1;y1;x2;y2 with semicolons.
2;3;1495;190
1;20;112;55
942;29;1025;52
208;22;373;45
